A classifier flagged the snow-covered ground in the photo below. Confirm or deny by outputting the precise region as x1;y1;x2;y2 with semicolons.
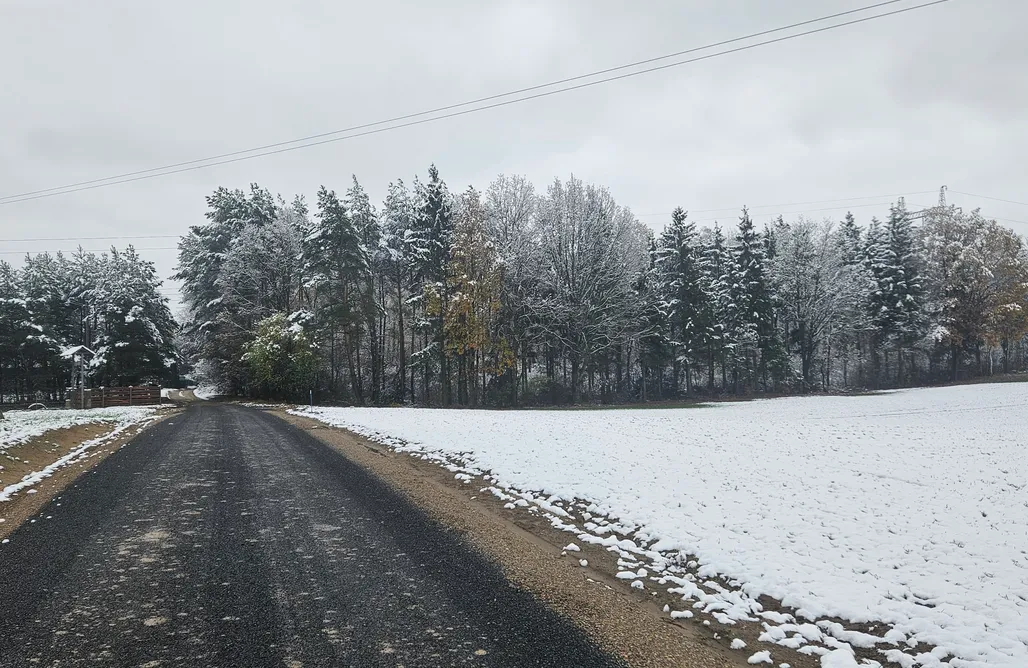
1;407;159;502
192;384;223;400
293;383;1028;668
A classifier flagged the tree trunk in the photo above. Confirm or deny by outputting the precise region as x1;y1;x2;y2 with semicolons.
707;348;715;392
396;279;406;402
329;329;338;396
423;330;430;404
438;289;451;407
346;332;362;404
366;304;380;404
570;355;580;404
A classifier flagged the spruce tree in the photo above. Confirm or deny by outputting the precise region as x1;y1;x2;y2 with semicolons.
412;165;454;404
381;180;416;402
839;211;863;266
304;186;368;400
638;236;669;400
653;207;705;394
0;262;35;404
882;198;924;382
346;176;382;403
699;223;731;391
88;247;177;386
174;184;277;393
727;209;784;391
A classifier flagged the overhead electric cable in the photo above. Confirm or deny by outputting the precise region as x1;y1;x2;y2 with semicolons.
0;0;952;206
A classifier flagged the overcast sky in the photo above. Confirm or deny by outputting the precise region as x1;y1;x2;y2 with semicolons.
2;0;1026;307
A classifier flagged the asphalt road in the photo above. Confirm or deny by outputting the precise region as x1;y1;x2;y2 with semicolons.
0;404;624;667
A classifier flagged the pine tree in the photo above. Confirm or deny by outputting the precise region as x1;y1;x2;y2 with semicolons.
174;184;277;393
652;207;705;395
412;165;455;404
869;199;924;383
381;179;416;402
346;176;383;403
305;186;368;401
832;213;870;385
839;211;863;266
87;247;177;386
0;261;35;404
19;253;72;398
725;209;783;391
636;236;668;400
699;223;731;391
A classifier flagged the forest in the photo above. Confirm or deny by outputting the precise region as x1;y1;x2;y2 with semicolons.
171;169;1028;406
0;247;178;404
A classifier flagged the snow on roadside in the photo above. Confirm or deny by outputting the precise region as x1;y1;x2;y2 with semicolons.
1;407;157;453
292;383;1028;668
192;384;221;400
1;407;159;501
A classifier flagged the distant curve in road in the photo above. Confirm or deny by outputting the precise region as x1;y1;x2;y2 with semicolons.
0;404;624;667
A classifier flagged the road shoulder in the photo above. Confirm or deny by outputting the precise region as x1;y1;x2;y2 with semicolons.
275;408;741;668
0;411;176;542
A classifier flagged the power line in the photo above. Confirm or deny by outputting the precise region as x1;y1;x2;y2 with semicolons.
0;0;914;205
948;190;1028;208
1;194;928;242
0;234;180;243
3;205;1024;258
691;201;899;223
636;193;1028;226
989;217;1028;226
0;247;178;256
0;201;919;248
8;189;1027;252
635;190;938;216
636;194;936;219
0;0;953;206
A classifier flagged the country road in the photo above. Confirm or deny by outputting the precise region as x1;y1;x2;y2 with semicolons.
0;404;624;667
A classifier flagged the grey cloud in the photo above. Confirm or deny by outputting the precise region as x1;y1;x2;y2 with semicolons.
2;0;1027;301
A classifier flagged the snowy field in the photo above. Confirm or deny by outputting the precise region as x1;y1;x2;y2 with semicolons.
1;407;159;502
295;383;1028;668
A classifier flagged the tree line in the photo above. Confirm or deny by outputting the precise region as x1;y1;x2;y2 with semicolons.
0;248;178;405
175;170;1028;405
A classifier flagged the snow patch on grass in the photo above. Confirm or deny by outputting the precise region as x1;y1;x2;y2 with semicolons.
1;407;156;454
0;407;158;502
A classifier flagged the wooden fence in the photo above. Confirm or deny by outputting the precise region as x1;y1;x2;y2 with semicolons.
66;386;163;409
